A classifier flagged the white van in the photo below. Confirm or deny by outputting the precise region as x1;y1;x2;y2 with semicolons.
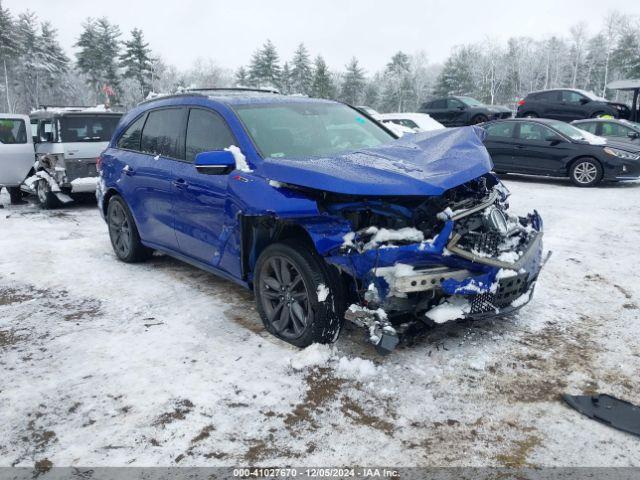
0;114;34;204
28;106;122;208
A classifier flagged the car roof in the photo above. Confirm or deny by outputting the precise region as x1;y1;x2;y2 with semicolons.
140;91;336;108
30;106;122;119
486;118;560;126
0;113;29;120
377;112;432;120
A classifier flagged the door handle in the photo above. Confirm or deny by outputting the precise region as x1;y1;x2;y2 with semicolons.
515;145;525;149
123;165;135;175
173;178;188;189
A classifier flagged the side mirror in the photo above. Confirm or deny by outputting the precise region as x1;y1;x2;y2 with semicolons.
41;132;53;143
457;106;466;111
579;98;590;105
32;135;39;144
194;150;236;175
545;136;562;145
627;131;639;139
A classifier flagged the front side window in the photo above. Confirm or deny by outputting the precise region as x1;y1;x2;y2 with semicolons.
39;121;53;142
600;122;631;137
117;114;147;151
140;108;186;159
234;102;394;159
575;122;597;134
447;99;465;109
59;115;120;142
429;100;446;109
485;122;515;138
536;91;559;102
0;119;27;144
518;122;559;141
562;90;586;104
185;109;236;163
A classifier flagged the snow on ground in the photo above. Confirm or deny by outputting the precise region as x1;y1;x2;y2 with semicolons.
0;175;639;468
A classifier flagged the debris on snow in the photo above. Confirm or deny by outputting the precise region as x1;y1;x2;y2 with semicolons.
425;297;472;324
225;145;252;172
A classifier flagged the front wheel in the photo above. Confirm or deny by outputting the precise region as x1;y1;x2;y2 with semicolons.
470;114;488;125
254;241;344;348
570;158;603;187
107;195;153;262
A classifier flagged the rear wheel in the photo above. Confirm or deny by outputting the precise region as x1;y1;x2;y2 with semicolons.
35;179;59;209
107;195;153;262
254;240;344;348
570;158;603;187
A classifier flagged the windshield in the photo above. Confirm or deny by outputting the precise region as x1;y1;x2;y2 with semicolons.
59;115;120;142
234;102;394;159
459;97;485;107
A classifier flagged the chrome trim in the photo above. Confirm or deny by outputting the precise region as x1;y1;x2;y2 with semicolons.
450;190;499;221
447;231;543;269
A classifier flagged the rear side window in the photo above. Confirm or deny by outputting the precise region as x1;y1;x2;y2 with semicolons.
484;122;515;138
575;122;597;134
117;114;147;151
0;118;27;144
447;99;464;109
140;108;186;159
534;91;559;102
429;100;446;109
185;109;235;163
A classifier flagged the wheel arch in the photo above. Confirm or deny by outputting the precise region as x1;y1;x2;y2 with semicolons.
567;155;603;175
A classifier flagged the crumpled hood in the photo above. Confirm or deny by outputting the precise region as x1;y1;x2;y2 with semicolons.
256;126;493;196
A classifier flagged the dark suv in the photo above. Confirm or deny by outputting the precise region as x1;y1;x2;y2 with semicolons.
516;89;630;121
419;96;511;126
98;89;544;354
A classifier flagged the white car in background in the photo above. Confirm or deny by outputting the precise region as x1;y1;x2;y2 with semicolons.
0;114;34;204
377;112;445;134
27;106;122;208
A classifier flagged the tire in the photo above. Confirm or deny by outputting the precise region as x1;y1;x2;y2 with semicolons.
522;112;538;118
107;195;153;262
569;158;603;187
35;179;59;209
470;114;488;125
254;240;345;348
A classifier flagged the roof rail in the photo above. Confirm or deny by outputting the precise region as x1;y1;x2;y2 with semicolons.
38;105;93;110
186;87;281;95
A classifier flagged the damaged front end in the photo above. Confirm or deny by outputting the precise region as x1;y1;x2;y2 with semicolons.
296;173;546;354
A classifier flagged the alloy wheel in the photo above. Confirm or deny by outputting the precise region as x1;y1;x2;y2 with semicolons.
573;161;598;184
109;201;133;257
260;256;312;339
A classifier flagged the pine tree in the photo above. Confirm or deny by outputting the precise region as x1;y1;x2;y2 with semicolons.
311;55;335;99
434;46;476;97
15;11;40;107
234;67;248;86
0;0;18;111
247;39;281;89
120;28;153;99
382;51;413;112
290;43;312;95
339;57;365;105
613;30;640;79
280;62;292;94
75;17;121;104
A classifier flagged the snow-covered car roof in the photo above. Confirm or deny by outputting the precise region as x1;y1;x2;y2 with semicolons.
0;113;29;120
30;105;121;119
377;112;446;132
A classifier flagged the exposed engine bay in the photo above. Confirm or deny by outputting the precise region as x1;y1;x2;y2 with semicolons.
298;173;546;354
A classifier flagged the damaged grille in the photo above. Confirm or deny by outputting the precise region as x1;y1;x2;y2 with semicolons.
457;231;503;257
63;159;98;182
470;272;530;314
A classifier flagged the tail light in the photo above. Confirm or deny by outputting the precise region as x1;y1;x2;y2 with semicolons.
517;99;526;107
96;155;103;172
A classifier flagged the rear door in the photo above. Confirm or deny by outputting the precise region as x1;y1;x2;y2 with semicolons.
511;122;572;174
535;91;562;119
0;116;34;186
115;108;186;250
172;107;238;268
482;121;518;171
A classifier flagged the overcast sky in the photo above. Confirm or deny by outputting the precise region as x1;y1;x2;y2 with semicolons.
5;0;640;73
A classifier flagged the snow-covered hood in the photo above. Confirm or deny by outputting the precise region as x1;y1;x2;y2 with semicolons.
485;105;511;113
257;126;493;196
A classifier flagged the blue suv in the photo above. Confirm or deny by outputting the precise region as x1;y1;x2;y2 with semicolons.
98;89;544;354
